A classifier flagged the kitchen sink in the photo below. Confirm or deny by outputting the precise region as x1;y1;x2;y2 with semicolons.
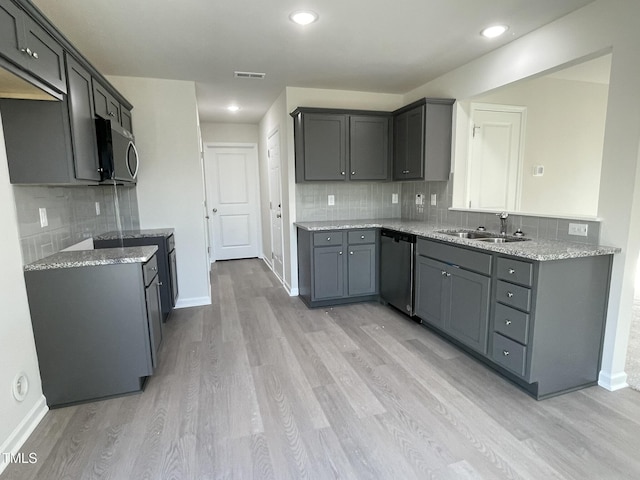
439;230;530;243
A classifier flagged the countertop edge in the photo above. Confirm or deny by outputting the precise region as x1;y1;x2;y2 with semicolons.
24;245;159;271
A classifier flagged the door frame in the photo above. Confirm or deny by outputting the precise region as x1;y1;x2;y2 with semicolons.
203;142;262;264
467;103;527;211
267;126;285;281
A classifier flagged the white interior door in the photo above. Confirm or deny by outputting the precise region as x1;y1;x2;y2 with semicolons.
468;104;525;210
267;129;284;280
205;144;260;261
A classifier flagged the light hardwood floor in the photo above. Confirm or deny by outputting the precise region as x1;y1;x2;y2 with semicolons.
4;258;640;479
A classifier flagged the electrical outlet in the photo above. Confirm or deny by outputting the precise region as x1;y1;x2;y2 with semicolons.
328;194;335;206
568;223;588;236
415;194;424;205
95;202;101;215
39;207;48;228
430;194;437;206
391;193;398;204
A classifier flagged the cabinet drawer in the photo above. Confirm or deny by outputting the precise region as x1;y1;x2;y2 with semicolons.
348;229;377;244
492;333;527;377
494;303;529;345
313;231;344;247
143;255;159;286
417;238;492;275
167;234;175;252
496;280;531;312
497;257;533;287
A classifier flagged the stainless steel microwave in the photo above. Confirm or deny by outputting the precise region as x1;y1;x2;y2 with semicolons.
95;117;139;183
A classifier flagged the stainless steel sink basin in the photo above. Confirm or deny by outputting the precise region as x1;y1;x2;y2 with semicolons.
439;230;530;243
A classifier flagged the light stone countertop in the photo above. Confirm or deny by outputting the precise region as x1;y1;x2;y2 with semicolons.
294;219;621;261
24;246;158;271
93;228;175;241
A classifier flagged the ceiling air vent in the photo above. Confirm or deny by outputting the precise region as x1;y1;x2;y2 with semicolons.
234;71;266;79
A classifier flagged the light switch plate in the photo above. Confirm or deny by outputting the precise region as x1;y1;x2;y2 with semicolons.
391;193;398;204
95;202;101;215
568;223;588;236
328;194;335;206
39;207;48;228
430;194;437;206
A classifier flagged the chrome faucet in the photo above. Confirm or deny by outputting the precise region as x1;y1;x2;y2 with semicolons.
497;212;509;236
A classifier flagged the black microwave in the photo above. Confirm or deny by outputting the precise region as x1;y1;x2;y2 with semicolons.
95;117;139;183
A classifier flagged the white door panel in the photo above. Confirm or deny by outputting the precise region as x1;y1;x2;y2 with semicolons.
205;145;259;261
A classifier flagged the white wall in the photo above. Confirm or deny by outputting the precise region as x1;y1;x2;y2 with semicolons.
108;76;211;308
200;122;259;144
405;0;640;390
0;112;47;475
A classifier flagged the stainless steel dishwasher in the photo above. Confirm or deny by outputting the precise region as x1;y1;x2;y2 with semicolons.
380;229;418;320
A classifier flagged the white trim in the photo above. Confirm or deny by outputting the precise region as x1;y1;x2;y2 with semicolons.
598;370;628;391
0;395;48;475
175;296;212;309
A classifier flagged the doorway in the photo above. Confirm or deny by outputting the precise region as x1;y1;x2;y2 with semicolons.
204;143;261;262
467;103;526;211
267;128;284;281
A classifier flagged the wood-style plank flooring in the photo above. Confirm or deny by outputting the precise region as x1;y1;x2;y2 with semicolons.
4;259;640;479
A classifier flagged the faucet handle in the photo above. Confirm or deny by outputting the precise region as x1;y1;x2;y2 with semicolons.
496;211;509;219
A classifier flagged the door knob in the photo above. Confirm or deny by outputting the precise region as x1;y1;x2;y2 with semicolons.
276;213;282;218
212;208;218;213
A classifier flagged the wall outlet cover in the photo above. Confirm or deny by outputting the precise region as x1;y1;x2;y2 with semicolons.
327;194;335;206
415;194;424;205
568;223;588;236
430;193;437;206
391;193;399;204
95;202;101;216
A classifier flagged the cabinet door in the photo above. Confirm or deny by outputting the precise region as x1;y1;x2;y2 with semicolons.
303;113;347;181
66;54;101;181
313;246;345;299
404;104;426;179
414;256;448;328
22;15;66;93
93;81;120;123
169;248;178;306
145;278;163;369
0;0;24;67
349;115;390;180
121;107;133;133
446;267;490;354
347;243;377;296
424;102;452;181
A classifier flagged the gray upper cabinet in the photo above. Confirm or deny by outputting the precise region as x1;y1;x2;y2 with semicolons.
292;107;391;182
393;98;454;181
93;80;121;124
0;0;66;95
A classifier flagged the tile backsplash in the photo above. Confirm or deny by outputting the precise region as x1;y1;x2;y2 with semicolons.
13;184;140;264
296;182;401;221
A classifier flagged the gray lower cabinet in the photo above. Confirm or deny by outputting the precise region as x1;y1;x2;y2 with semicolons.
415;242;491;354
414;237;613;399
0;0;66;95
24;255;163;407
297;228;378;307
393;98;454;181
292;108;391;182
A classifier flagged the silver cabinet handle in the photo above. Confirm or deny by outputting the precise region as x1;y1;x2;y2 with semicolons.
441;270;447;276
505;320;512;325
508;268;516;274
446;273;451;277
351;171;356;175
32;51;39;59
349;251;354;255
503;350;510;356
158;282;163;286
339;251;343;255
326;237;331;241
507;292;514;298
341;171;346;176
152;266;157;271
108;111;116;117
360;235;365;239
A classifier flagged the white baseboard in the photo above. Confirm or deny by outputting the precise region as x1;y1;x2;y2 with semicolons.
0;395;48;475
598;370;629;391
175;296;212;309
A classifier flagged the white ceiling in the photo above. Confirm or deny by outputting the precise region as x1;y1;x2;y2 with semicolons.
32;0;596;124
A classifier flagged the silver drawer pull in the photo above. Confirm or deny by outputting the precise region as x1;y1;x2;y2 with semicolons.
351;171;356;175
507;292;514;298
508;268;516;274
503;350;510;356
327;237;331;241
441;270;447;276
360;235;365;239
341;171;346;175
152;266;157;271
339;251;343;255
505;320;512;325
349;251;354;255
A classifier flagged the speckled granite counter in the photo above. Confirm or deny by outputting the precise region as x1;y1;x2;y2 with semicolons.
24;246;158;271
294;219;620;261
94;228;174;241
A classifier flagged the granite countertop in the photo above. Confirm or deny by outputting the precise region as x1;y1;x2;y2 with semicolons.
94;228;175;241
24;246;158;271
295;219;621;261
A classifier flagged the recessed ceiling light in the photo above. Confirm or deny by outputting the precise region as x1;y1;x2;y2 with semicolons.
481;25;509;39
289;10;318;26
227;105;240;112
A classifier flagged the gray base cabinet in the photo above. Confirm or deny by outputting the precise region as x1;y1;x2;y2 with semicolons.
297;228;379;307
393;98;454;181
24;255;163;407
415;238;613;399
292;108;391;182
